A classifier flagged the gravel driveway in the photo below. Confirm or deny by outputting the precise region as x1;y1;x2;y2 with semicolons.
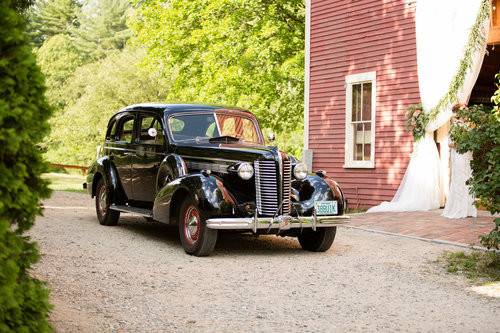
31;192;499;332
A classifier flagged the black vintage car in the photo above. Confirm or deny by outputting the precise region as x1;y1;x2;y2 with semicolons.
85;104;349;256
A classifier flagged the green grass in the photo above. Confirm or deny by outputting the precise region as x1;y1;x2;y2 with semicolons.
42;172;87;193
440;250;500;283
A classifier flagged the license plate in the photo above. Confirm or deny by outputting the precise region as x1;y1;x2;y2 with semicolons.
314;201;338;215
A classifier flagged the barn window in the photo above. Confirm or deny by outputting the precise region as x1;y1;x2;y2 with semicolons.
344;72;376;168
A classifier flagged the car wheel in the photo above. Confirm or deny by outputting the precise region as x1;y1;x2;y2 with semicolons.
298;227;337;252
178;197;218;256
95;178;120;226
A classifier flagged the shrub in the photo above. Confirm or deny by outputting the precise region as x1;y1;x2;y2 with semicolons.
0;0;53;331
450;72;500;249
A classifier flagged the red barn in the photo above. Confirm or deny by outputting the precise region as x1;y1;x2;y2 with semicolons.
304;0;500;209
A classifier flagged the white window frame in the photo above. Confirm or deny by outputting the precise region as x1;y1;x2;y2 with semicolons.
344;71;376;168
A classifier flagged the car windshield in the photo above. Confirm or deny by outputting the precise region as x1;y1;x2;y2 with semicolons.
168;112;262;144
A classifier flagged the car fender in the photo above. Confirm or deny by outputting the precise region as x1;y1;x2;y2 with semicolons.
153;173;236;224
86;156;127;205
291;174;347;216
155;154;188;192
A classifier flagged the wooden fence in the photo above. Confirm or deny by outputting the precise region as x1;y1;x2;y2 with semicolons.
50;163;88;175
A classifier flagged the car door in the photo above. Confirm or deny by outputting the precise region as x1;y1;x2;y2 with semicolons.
108;113;137;200
129;112;167;203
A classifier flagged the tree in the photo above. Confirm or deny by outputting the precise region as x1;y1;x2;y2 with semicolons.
130;0;305;155
71;0;131;61
36;34;84;107
0;0;52;330
28;0;81;46
44;48;171;165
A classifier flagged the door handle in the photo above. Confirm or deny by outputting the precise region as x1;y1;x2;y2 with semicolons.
124;152;137;156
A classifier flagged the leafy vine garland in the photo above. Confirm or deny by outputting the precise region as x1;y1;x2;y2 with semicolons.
406;0;492;141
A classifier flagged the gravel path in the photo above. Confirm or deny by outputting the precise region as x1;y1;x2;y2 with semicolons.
31;192;499;332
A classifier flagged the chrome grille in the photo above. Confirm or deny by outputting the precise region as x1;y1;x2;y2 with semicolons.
254;160;278;216
282;160;292;215
254;159;292;216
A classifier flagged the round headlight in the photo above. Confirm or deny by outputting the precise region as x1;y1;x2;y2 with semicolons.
237;162;254;180
293;162;308;180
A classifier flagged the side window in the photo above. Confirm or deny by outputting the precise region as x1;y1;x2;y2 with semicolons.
138;114;165;145
117;116;135;143
106;119;117;141
344;71;376;168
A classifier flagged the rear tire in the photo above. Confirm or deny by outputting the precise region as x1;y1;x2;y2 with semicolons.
298;227;337;252
95;178;120;226
178;197;218;256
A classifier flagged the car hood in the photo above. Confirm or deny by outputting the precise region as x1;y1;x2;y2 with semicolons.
173;141;290;163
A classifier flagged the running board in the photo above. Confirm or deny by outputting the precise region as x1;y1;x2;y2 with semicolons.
110;205;153;218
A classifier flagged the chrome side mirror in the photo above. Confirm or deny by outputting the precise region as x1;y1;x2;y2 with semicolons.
148;128;158;138
267;132;275;142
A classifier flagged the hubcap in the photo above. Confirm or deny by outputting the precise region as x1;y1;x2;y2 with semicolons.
98;185;107;216
184;206;201;245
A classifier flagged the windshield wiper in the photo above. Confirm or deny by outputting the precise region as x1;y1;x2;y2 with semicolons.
208;135;241;143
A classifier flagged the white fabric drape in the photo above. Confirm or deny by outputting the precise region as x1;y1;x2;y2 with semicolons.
442;150;477;218
436;122;450;207
368;0;488;213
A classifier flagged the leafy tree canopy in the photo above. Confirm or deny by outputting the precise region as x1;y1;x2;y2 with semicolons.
36;34;84;107
130;0;305;136
28;0;81;46
44;48;171;164
71;0;132;61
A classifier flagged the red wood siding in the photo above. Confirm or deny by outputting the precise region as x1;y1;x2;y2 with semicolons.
308;0;420;208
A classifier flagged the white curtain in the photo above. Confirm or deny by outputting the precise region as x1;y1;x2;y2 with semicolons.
368;0;489;213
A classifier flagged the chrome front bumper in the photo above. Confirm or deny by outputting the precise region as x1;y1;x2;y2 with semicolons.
206;214;350;232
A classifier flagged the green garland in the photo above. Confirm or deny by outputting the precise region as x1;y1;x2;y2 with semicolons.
407;0;492;141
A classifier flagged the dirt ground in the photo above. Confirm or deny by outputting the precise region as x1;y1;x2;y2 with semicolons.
31;191;499;332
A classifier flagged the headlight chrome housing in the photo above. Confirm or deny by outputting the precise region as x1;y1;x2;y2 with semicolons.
237;162;254;180
293;162;308;180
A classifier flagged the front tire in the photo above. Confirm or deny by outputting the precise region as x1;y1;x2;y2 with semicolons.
298;227;337;252
178;197;218;256
95;178;120;226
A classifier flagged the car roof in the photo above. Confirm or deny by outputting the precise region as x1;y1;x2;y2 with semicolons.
117;103;253;116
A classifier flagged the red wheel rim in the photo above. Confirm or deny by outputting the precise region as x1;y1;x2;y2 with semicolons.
183;205;201;245
97;185;107;217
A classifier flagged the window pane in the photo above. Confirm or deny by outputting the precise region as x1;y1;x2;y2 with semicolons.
216;114;259;143
119;117;135;143
355;144;363;161
364;144;371;161
169;114;218;142
353;123;364;161
364;122;371;144
141;116;154;131
169;118;185;132
138;116;164;145
352;84;362;122
362;83;372;121
106;120;117;140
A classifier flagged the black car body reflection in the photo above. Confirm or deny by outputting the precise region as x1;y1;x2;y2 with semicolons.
86;104;349;256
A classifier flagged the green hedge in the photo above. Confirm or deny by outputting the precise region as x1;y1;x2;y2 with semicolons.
0;0;53;331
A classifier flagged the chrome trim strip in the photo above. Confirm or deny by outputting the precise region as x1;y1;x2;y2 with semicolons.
180;155;240;164
206;215;350;230
104;146;167;156
282;159;292;215
186;161;229;174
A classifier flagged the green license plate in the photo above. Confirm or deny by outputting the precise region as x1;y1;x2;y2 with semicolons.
314;201;338;215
